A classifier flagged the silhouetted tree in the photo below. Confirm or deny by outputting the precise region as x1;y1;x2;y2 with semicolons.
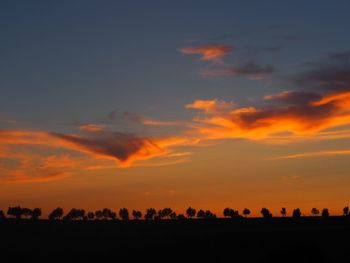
87;212;95;220
186;207;196;218
132;210;142;220
145;208;156;220
102;208;116;220
110;211;117;220
321;208;329;218
31;208;41;220
95;210;103;220
197;209;216;219
243;208;251;217
343;206;349;216
22;208;32;219
280;207;287;217
260;208;272;218
223;208;239;218
119;208;129;220
170;212;177;220
0;210;5;219
177;214;186;220
7;206;23;219
197;209;206;218
205;210;216;219
64;208;85;220
292;208;301;218
48;207;64;220
158;208;173;219
311;208;319;217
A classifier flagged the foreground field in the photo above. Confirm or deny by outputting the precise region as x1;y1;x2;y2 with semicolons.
1;217;349;262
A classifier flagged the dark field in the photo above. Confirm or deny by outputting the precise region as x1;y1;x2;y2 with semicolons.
1;217;350;263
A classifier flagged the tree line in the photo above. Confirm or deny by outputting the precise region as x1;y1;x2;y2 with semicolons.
0;206;349;220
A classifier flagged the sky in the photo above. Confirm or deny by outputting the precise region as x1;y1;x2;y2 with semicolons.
1;0;350;217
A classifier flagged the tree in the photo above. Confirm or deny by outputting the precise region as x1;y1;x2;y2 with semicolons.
197;209;206;218
7;206;23;219
292;208;301;218
186;207;196;218
177;214;186;220
119;208;129;220
64;208;85;220
31;208;41;220
260;208;272;218
223;208;239;218
343;206;349;216
145;208;156;220
48;207;64;220
87;212;95;220
321;208;329;218
311;208;319;217
158;208;173;219
132;210;142;220
205;210;216;219
95;210;103;220
170;212;177;220
102;208;116;220
0;210;5;219
243;208;251;218
280;207;287;217
22;208;33;219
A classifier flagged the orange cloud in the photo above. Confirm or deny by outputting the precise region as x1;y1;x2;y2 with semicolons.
187;90;350;142
272;150;350;160
79;124;106;132
179;44;233;63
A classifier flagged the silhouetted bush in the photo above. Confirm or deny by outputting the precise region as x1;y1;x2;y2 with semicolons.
343;206;349;216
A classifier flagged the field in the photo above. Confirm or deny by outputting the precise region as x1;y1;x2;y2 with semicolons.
1;217;350;262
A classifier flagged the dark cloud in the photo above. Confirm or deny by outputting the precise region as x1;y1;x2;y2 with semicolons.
291;51;350;91
200;61;274;79
50;131;159;163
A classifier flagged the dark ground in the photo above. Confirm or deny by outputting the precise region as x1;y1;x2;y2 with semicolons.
1;217;350;263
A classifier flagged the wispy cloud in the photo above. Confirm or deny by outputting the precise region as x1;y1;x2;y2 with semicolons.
272;150;350;160
79;124;106;132
199;61;274;79
186;90;350;142
179;44;233;64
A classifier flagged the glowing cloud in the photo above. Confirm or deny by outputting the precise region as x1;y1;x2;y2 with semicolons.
187;90;350;142
179;44;233;63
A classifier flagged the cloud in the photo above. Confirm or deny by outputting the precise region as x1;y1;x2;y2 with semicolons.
122;111;185;126
199;61;274;79
187;90;350;142
79;124;106;132
272;150;350;160
50;131;166;167
291;50;350;91
179;44;233;63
